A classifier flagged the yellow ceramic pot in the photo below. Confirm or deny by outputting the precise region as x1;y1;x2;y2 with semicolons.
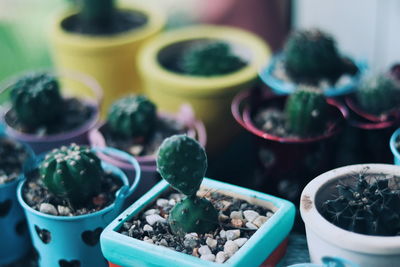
138;25;271;153
51;4;165;117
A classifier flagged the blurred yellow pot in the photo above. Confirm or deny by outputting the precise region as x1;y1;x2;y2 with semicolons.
138;25;270;153
51;4;165;117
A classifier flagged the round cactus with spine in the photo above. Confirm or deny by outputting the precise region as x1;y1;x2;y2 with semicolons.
283;29;344;85
10;72;63;127
284;86;328;137
107;95;157;139
156;134;218;235
355;73;400;115
179;41;246;76
39;143;103;206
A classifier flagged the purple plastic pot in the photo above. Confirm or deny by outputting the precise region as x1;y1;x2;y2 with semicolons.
88;104;207;203
231;90;347;203
0;69;102;154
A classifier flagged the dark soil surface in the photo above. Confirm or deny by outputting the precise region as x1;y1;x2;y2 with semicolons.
0;137;29;184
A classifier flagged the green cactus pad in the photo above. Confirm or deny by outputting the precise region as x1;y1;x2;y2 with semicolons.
157;135;207;196
39;144;103;206
107;95;157;138
169;196;219;235
179;41;246;76
285;87;328;137
10;72;63;127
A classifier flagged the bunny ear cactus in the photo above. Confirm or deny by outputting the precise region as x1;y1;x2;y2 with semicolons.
107;95;157;139
355;73;400;116
284;87;328;137
10;72;63;128
39;143;103;206
79;0;115;34
157;134;218;235
179;41;246;76
283;29;343;85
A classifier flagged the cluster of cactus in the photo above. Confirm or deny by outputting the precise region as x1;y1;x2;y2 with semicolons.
283;29;344;85
157;135;218;235
322;173;400;236
355;73;400;115
179;41;246;76
78;0;115;34
10;72;63;128
39;143;103;206
284;87;328;137
107;95;157;139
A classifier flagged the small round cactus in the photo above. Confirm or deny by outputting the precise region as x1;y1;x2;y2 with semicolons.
107;95;157;138
356;73;400;115
179;41;246;76
10;72;63;127
39;144;103;206
284;87;328;137
283;29;343;84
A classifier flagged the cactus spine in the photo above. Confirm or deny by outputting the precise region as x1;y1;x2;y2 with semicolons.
157;135;218;235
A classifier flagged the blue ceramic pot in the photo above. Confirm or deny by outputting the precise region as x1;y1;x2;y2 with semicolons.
17;147;141;267
389;128;400;165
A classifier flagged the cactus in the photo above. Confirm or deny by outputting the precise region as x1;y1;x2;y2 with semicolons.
156;134;218;235
179;41;246;76
283;29;344;85
355;73;400;115
10;72;63;128
107;95;157;139
284;87;328;137
79;0;115;34
39;144;103;206
322;173;400;236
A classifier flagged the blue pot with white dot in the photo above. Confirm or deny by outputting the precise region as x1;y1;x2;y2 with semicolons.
17;147;141;267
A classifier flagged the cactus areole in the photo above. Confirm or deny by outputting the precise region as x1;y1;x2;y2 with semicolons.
156;135;218;235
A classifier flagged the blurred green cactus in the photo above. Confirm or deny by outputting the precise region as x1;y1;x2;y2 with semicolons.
79;0;115;34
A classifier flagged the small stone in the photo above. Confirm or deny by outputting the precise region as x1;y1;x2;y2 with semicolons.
185;232;198;238
57;205;71;216
129;145;143;156
226;230;240;240
219;213;229;222
219;230;226;239
206;237;217;249
243;210;259;222
245;222;258;229
200;254;215;262
234;238;248;247
224;240;239;257
184;234;199;249
192;247;199;257
198;245;212;255
39;203;58;215
143;224;153;232
123;222;133;230
215;252;227;263
144;209;159;216
266;211;274;218
146;214;166;226
221;200;232;211
169;199;176;206
92;194;107;206
128;225;136;236
231;218;243;228
170;193;182;201
159;239;168;246
230;211;243;220
253;216;268;228
156;198;169;207
143;236;153;244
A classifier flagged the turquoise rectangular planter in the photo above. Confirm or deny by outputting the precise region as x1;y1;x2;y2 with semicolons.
101;178;296;267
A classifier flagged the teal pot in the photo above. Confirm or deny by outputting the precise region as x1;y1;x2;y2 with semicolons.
389;128;400;165
101;178;295;267
259;54;367;97
0;136;35;265
17;147;141;267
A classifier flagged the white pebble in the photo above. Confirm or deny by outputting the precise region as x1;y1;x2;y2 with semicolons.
185;232;198;239
198;245;212;255
243;210;259;222
266;211;274;218
224;240;239;257
169;199;176;206
234;238;248;247
245;222;258;229
206;237;217;249
230;211;243;220
215;251;227;263
159;239;168;246
144;209;159;216
143;224;153;232
253;216;268;228
57;205;71;216
146;214;166;225
156;198;169;207
226;230;241;240
200;254;215;262
143;237;154;244
219;230;226;239
39;203;58;215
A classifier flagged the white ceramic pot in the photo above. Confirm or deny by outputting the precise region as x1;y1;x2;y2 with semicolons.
300;164;400;267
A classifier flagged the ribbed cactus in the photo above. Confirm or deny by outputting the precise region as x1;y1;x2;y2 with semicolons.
355;73;400;115
157;134;218;235
10;72;63;128
79;0;115;34
284;87;328;137
39;144;103;206
179;41;246;76
107;95;157;139
322;174;400;236
283;29;343;84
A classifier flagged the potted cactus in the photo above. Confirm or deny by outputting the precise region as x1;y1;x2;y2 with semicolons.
100;135;295;267
259;29;365;97
88;94;206;201
0;134;34;265
17;143;141;267
137;25;270;153
300;164;400;267
1;71;101;153
232;87;347;204
51;0;165;115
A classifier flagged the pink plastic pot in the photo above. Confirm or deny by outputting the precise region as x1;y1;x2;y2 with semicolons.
89;104;207;202
232;90;347;203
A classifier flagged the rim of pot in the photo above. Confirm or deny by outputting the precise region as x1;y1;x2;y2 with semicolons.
300;163;400;255
389;128;400;160
138;25;271;95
